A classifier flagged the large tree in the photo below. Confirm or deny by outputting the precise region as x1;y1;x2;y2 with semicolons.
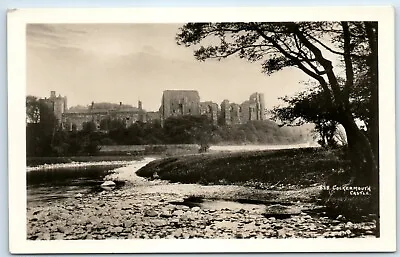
176;22;378;186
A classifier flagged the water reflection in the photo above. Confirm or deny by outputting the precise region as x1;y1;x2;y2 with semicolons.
27;165;124;203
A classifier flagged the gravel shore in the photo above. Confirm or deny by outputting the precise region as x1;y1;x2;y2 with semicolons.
27;173;377;240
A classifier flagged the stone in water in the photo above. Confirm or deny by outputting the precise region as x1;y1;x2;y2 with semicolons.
101;181;116;190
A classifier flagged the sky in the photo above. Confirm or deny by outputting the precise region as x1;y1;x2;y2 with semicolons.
27;23;313;112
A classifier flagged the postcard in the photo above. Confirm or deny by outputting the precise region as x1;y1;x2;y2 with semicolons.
7;7;396;253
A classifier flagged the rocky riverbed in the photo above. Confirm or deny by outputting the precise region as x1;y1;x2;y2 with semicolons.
27;163;377;240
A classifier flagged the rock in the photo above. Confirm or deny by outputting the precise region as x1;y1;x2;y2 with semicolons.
160;212;173;218
145;210;158;217
171;218;180;224
308;224;317;231
277;229;287;238
336;215;346;221
235;233;244;239
123;220;134;228
75;193;83;198
113;226;124;233
192;207;201;212
345;221;353;228
263;204;301;218
101;181;116;190
152;220;168;227
172;210;184;216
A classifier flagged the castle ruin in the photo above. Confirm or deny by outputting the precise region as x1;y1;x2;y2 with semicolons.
39;90;266;131
159;90;266;126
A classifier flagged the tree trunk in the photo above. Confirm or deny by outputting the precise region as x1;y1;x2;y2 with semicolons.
341;114;377;183
340;113;379;236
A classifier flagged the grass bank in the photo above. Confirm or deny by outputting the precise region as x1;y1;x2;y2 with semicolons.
136;147;350;187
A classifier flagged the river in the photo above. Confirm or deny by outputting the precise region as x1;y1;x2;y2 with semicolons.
26;143;378;240
26;143;317;204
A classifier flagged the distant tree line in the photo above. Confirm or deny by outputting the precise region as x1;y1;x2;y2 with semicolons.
26;96;308;157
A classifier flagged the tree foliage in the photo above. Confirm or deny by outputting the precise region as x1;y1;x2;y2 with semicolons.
271;86;338;148
176;21;379;185
26;95;41;124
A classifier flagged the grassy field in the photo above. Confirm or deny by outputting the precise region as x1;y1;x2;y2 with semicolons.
136;147;351;187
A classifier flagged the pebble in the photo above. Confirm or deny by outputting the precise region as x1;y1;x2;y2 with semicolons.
192;207;201;212
26;190;377;240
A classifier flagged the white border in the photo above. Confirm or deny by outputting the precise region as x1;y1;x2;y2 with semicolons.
7;7;396;253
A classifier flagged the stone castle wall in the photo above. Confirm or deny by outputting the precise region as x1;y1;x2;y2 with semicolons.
159;90;266;126
40;90;266;131
199;101;219;125
160;90;201;125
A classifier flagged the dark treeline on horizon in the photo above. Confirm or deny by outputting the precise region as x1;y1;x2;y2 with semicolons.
26;113;308;158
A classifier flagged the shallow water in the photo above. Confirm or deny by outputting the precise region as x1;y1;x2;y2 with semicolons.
26;144;315;204
27;164;124;203
172;197;268;212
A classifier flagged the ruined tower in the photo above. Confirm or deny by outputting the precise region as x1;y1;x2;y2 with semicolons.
200;101;219;125
220;100;231;125
160;90;201;126
40;91;68;124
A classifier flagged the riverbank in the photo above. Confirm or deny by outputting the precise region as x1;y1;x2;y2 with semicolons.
27;155;144;168
27;181;376;240
26;146;377;240
137;147;350;187
136;147;377;221
27;143;315;170
27;159;145;172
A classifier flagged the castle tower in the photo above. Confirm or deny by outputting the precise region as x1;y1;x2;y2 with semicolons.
160;90;200;126
40;91;67;127
220;100;231;125
248;92;266;121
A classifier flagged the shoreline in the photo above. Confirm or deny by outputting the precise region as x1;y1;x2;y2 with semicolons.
26;151;377;240
27;181;377;240
26;142;318;171
26;159;145;172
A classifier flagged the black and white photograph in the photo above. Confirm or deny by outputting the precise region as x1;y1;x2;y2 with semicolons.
8;7;396;253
